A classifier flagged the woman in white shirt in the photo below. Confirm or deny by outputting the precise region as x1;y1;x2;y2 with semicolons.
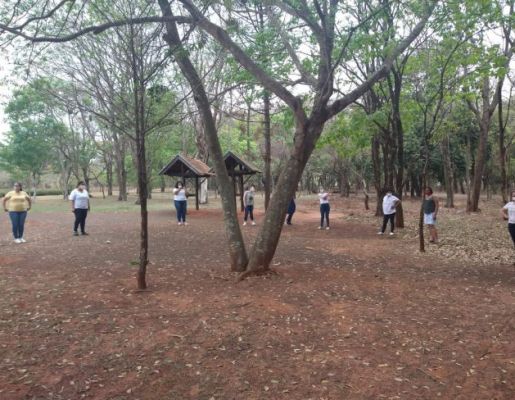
69;181;90;236
501;189;515;247
173;181;188;225
318;188;330;230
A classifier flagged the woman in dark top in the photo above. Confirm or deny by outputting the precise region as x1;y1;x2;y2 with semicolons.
423;187;439;243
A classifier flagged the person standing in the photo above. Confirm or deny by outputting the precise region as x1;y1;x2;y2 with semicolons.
69;181;90;236
318;188;330;230
285;197;296;225
423;187;439;243
501;189;515;248
2;182;31;243
379;188;400;236
173;181;188;226
243;185;256;226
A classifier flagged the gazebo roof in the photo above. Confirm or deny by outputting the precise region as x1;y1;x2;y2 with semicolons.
158;154;213;178
223;151;261;176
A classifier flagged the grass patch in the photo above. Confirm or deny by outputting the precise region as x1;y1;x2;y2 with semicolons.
29;195;174;213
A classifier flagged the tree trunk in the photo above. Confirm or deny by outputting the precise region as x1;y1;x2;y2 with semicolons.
114;136;128;201
127;25;149;291
464;134;473;211
469;120;489;212
498;84;508;203
106;158;113;196
200;178;208;204
263;91;272;210
244;119;324;275
159;0;248;271
371;133;383;216
390;69;404;228
441;133;454;208
469;79;495;212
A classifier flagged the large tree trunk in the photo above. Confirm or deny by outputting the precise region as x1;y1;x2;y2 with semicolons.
469;118;489;212
159;0;248;271
371;133;383;216
441;133;454;208
390;69;405;228
498;83;508;204
263;91;272;210
468;76;505;211
244;118;324;275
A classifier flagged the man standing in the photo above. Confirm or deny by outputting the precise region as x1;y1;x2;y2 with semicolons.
379;189;400;236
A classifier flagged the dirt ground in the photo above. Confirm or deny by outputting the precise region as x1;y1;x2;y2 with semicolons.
0;193;513;400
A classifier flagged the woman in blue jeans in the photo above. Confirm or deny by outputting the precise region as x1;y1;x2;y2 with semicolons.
2;182;32;243
173;181;188;225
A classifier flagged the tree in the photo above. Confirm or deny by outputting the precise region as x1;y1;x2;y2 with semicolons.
173;0;437;275
0;79;69;196
463;0;514;211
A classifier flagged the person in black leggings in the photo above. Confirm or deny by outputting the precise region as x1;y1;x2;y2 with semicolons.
379;189;400;236
318;188;330;230
69;181;90;236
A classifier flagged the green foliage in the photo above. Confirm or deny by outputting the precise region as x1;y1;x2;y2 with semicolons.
317;109;373;158
0;79;66;181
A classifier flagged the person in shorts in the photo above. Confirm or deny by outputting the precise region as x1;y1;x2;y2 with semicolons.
501;189;515;248
423;186;439;243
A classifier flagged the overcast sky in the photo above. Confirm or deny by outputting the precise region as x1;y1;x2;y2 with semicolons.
0;48;15;143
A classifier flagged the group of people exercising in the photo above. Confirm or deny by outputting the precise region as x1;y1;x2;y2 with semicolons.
2;180;515;249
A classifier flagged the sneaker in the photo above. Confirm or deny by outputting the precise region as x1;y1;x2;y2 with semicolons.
81;232;89;236
389;232;394;236
326;226;330;230
243;222;247;226
251;221;256;226
183;222;188;226
20;238;26;243
377;232;384;235
14;238;21;244
318;226;323;230
177;222;183;226
73;231;79;236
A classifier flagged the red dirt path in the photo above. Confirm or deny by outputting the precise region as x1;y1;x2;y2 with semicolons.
0;197;513;399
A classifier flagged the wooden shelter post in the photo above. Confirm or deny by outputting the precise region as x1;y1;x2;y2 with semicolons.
232;175;238;210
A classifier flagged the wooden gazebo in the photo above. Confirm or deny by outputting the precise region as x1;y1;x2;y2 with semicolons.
223;151;261;211
158;155;213;210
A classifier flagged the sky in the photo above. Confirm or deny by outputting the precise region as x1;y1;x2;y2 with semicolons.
0;48;15;143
